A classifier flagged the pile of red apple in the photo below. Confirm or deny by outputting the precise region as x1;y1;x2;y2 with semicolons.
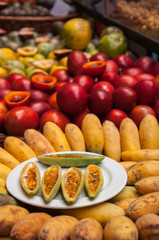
1;50;159;136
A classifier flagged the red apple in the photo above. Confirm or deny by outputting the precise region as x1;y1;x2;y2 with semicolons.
12;78;33;91
29;100;51;117
30;89;50;102
92;81;114;93
57;83;88;115
122;67;143;76
67;50;87;76
133;79;158;106
74;75;94;93
0;89;12;100
151;62;159;76
129;105;156;127
7;73;24;84
105;60;118;73
100;71;118;85
88;88;112;117
113;74;137;88
112;87;137;112
134;73;155;82
102;109;128;129
134;56;156;73
39;109;70;132
52;69;70;82
0;78;11;90
113;54;133;69
90;52;109;61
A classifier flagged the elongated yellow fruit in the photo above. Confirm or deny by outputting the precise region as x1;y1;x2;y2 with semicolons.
121;149;159;162
43;122;71;152
139;114;159;149
0;163;11;180
4;136;36;163
81;113;104;154
102;120;121;161
0;147;20;169
24;129;55;156
0;177;6;188
65;123;86;151
120;117;141;152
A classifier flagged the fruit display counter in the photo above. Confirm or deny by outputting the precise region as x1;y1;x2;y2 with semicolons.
1;16;159;239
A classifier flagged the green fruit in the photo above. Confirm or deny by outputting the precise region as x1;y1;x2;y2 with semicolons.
41;165;62;202
20;162;41;196
84;164;104;199
37;42;55;57
4;60;25;71
98;32;127;59
61;167;84;204
26;68;48;79
37;153;105;167
100;26;124;39
8;68;26;76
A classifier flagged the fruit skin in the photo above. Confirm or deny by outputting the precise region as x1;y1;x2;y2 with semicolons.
43;121;71;152
4;106;39;136
114;54;133;69
62;18;92;50
0;162;11;180
134;176;159;195
126;192;159;221
0;193;18;206
65;123;86;152
61;166;84;204
81;113;104;154
4;136;36;163
139;114;159;149
110;186;141;203
74;75;95;93
0;101;8;132
119;117;141;152
24;129;55;156
134;56;156;73
104;216;138;240
85;165;104;199
41;165;62;202
0;147;20;169
30;89;50;102
103;109;128;129
113;74;137;89
0;78;11;90
114;198;137;212
29;100;51;118
102;120;121;162
67;50;87;76
20;162;41;195
0;205;29;236
121;149;159;162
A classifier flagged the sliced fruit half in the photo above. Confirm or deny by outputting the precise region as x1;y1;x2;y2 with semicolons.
17;46;38;57
32;59;54;71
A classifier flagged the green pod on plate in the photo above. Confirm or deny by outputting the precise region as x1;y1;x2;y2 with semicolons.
61;167;84;204
85;164;104;199
20;162;41;195
41;165;62;202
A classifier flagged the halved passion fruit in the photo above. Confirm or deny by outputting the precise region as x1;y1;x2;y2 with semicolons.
20;162;41;195
84;164;104;199
4;91;31;108
83;61;106;77
32;59;54;71
17;46;38;57
41;165;62;202
61;167;84;204
53;49;72;60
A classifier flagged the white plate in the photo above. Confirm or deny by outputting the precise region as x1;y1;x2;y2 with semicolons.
6;151;127;209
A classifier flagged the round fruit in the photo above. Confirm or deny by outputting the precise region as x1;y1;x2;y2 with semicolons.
113;74;137;88
12;78;33;91
105;60;119;73
30;89;50;102
134;73;155;82
83;61;106;78
122;67;143;76
62;18;92;50
74;75;95;93
134;56;156;73
103;109;128;129
0;78;11;90
90;53;109;61
29;100;51;117
52;69;70;82
57;83;88;115
17;46;38;56
100;71;118;85
48;92;60;110
92;81;114;93
4;106;39;136
113;54;133;69
7;73;25;84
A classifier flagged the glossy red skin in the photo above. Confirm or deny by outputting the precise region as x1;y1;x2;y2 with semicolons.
0;89;12;100
74;75;95;93
129;105;156;127
134;56;156;73
92;81;114;93
153;100;159;122
113;74;137;88
113;54;133;69
105;60;118;73
67;51;87;76
48;92;60;110
112;87;137;112
67;76;74;83
4;106;39;136
7;73;24;84
72;109;90;129
30;89;50;102
151;63;159;76
29;100;51;117
0;102;8;132
100;71;118;85
102;109;128;129
83;61;106;78
39;109;70;132
134;73;155;82
88;88;112;117
52;69;70;82
122;67;144;76
133;79;158;106
12;78;33;91
0;78;11;90
90;53;109;61
57;83;88;115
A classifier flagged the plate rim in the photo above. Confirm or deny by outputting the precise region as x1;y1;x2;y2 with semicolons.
6;151;127;209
